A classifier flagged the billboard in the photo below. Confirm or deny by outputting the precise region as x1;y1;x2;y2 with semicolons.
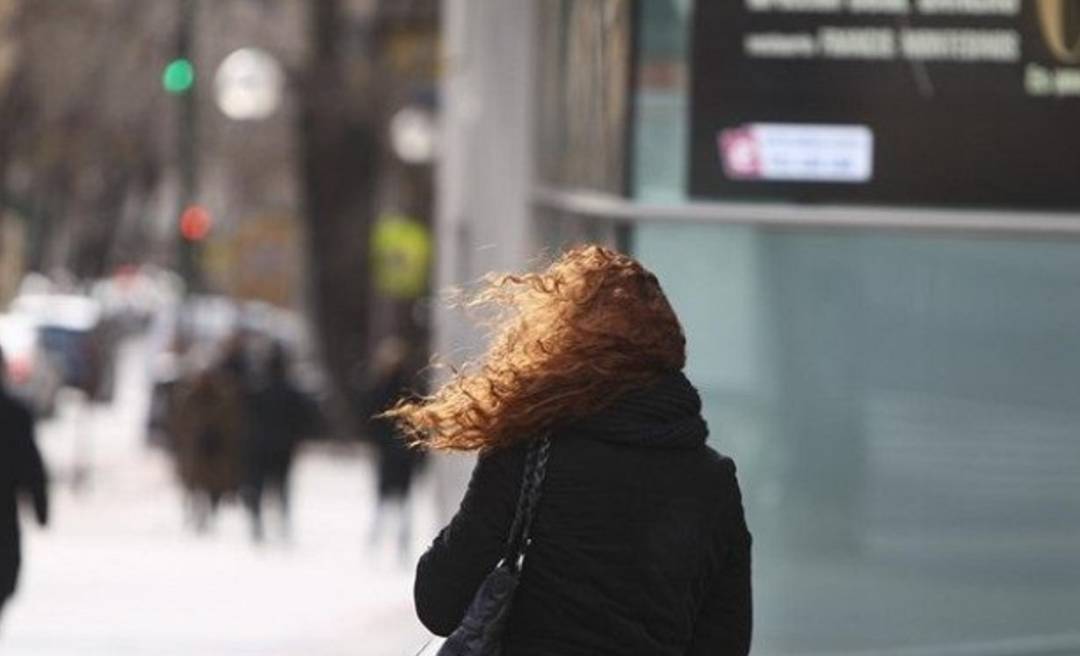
688;0;1080;210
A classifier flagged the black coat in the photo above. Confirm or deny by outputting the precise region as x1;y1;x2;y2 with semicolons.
248;377;309;462
415;372;752;655
368;366;424;499
0;389;48;603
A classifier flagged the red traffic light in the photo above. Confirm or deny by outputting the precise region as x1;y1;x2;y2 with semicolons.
180;205;212;241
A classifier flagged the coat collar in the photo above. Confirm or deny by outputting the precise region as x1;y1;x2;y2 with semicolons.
570;371;709;449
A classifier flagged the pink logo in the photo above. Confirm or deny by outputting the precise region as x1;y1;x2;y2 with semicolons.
719;127;762;180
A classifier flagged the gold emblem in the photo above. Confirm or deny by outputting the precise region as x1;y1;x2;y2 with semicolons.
1037;0;1080;64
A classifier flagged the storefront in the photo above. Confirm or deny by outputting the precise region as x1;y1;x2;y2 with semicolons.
438;1;1080;653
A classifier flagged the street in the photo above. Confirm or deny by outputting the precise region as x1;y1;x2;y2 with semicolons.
0;338;438;655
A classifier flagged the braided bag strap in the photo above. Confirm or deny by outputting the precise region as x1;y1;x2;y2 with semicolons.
503;435;552;571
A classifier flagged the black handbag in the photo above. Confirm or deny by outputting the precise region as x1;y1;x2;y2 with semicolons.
431;436;552;656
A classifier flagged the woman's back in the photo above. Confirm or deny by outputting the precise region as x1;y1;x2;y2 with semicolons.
415;372;752;655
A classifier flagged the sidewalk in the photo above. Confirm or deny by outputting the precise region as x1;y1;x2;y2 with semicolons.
0;339;440;655
2;440;437;655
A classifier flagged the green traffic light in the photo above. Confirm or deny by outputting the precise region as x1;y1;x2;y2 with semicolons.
163;58;195;94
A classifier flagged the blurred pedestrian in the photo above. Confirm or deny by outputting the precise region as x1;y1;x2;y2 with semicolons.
0;345;49;624
386;246;752;654
170;344;247;533
242;343;310;543
366;337;425;560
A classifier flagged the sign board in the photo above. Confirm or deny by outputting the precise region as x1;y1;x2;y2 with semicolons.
689;0;1080;210
372;214;432;300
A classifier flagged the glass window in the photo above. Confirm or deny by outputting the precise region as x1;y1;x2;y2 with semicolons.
633;1;1080;653
632;0;691;203
637;224;1080;654
536;0;633;194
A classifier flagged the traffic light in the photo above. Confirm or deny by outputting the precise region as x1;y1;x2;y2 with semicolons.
179;205;212;241
162;58;195;94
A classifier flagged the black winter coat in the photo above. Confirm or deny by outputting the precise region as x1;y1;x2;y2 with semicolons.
368;366;424;499
415;372;752;655
0;389;48;603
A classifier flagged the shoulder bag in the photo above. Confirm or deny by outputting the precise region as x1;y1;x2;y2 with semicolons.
416;436;552;656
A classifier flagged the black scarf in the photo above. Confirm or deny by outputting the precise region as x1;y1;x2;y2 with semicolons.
572;371;709;449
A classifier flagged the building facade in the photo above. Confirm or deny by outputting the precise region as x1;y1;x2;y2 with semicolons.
437;2;1080;653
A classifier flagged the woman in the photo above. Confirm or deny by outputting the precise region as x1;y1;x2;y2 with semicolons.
365;336;425;557
388;245;752;655
243;343;311;543
171;351;246;533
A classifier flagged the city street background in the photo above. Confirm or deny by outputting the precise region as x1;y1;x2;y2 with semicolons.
0;337;437;656
3;1;1080;653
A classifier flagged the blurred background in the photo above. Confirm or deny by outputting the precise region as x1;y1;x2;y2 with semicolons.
0;0;1079;654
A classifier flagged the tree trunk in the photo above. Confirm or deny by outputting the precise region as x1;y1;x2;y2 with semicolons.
298;0;380;436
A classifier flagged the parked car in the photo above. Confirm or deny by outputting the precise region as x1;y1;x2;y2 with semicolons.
11;293;118;402
0;312;63;417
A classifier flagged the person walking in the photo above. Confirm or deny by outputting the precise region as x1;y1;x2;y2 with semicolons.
171;351;246;533
0;345;49;625
242;343;310;543
387;245;752;655
366;337;425;559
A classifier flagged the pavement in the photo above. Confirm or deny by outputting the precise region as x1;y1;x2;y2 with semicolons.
0;338;440;656
11;337;1078;656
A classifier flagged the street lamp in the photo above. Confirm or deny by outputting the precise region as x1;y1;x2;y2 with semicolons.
214;48;285;121
389;106;438;165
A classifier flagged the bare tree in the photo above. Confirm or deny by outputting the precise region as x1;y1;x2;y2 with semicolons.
297;0;436;433
0;0;174;277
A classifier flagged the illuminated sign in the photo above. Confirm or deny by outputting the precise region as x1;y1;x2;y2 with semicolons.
689;0;1080;210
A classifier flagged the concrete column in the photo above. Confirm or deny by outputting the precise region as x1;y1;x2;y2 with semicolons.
430;0;538;521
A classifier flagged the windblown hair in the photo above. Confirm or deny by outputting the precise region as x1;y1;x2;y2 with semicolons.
385;245;686;451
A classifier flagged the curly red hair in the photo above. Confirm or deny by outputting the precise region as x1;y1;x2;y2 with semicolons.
385;245;686;451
